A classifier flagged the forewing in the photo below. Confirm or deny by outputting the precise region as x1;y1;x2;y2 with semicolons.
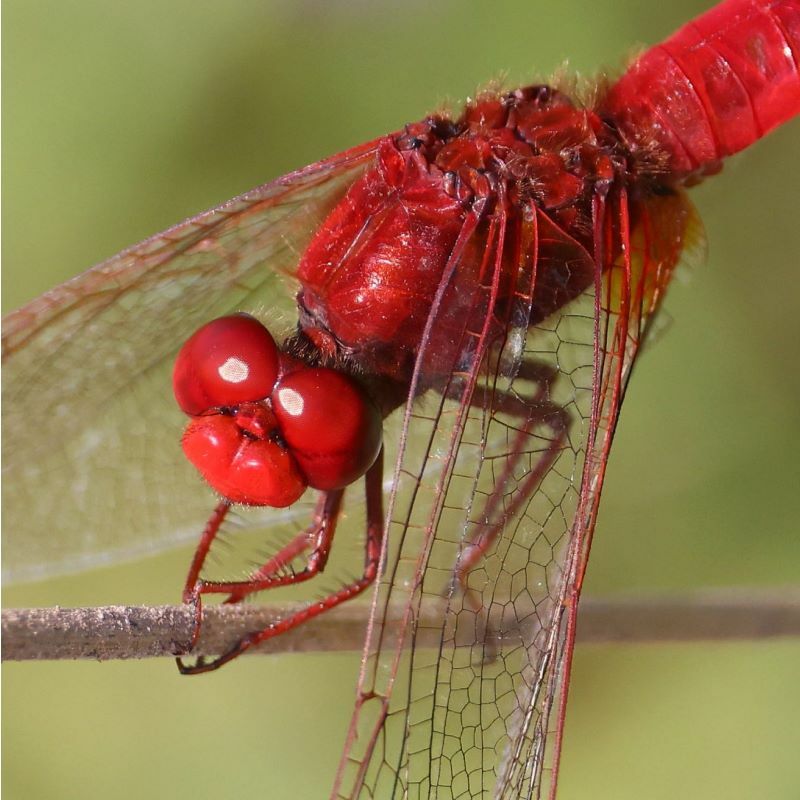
2;140;380;583
499;190;701;800
333;188;697;799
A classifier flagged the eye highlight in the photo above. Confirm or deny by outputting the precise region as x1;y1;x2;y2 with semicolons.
172;314;280;415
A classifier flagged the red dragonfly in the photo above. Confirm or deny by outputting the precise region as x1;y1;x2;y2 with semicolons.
3;1;799;797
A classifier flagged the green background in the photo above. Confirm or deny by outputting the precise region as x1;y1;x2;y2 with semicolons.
3;1;799;798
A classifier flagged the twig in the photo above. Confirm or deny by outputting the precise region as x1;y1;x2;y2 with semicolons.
3;588;799;662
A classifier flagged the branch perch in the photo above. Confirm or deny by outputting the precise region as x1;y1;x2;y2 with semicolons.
3;588;799;662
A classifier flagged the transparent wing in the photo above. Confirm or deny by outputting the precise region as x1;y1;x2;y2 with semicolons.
333;188;699;799
2;140;381;583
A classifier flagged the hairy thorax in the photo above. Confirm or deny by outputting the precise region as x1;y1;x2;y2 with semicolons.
296;85;631;382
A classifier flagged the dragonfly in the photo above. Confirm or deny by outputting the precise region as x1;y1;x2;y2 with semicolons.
3;1;799;798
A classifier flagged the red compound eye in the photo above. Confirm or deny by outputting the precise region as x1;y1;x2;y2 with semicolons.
173;314;280;415
272;368;382;490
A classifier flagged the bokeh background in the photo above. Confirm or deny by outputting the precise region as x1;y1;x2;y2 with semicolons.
3;1;799;798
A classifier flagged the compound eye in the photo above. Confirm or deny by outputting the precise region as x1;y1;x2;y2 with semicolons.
272;367;382;491
173;314;280;415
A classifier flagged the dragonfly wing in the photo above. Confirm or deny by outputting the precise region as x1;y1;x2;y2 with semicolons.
333;188;697;798
502;190;701;800
2;140;381;583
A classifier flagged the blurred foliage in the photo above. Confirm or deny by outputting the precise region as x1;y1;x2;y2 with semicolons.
3;1;798;798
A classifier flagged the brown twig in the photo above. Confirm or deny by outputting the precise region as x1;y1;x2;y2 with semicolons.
3;588;799;662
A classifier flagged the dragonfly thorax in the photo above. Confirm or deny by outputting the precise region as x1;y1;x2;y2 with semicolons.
295;84;628;382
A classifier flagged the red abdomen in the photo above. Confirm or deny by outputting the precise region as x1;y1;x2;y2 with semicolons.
604;0;800;179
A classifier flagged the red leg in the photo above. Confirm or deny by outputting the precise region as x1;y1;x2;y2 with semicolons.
222;525;317;604
200;490;344;603
176;490;342;667
177;448;384;674
178;499;230;651
454;359;570;612
224;496;330;602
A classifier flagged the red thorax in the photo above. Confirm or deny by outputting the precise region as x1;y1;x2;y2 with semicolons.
296;86;624;380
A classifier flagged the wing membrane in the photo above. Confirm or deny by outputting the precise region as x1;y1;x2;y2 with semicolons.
335;188;696;798
2;140;380;583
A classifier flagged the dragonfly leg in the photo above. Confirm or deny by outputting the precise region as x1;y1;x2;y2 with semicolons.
222;524;320;604
177;448;384;675
455;358;571;614
176;490;342;669
178;499;231;651
198;489;345;603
